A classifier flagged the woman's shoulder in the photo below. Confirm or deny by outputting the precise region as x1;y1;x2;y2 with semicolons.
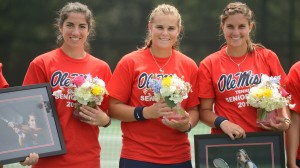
254;47;277;57
173;50;197;64
207;50;223;58
200;50;223;64
117;49;147;64
88;54;110;67
124;49;145;58
291;61;300;67
29;49;59;63
252;47;282;65
289;61;300;72
174;50;191;59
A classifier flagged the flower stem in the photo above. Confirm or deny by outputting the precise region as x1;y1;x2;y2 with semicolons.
258;109;267;121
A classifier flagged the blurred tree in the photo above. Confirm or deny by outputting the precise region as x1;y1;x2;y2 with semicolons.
0;0;299;86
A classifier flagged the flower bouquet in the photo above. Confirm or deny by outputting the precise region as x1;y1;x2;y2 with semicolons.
246;74;293;126
148;74;192;120
52;74;108;120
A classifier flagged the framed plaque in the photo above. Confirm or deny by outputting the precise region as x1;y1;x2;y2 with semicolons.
194;131;285;168
0;83;66;164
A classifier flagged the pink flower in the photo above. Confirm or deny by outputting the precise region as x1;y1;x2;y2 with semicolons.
72;76;85;87
280;88;289;97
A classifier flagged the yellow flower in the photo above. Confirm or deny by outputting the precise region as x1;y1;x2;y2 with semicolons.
255;88;272;98
162;76;172;87
262;88;272;97
92;85;102;96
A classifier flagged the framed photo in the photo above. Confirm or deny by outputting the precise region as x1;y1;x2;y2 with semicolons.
0;83;66;164
194;131;285;168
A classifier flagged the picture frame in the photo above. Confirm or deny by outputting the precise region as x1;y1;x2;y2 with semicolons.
0;83;66;165
194;131;285;168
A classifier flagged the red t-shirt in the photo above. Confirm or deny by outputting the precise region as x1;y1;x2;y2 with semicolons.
198;47;286;133
23;48;112;168
0;63;9;88
107;48;199;164
285;61;300;160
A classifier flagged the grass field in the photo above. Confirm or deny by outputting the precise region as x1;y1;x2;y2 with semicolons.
3;119;210;168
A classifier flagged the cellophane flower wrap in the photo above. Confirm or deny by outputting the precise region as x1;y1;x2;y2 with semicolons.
52;74;108;120
148;74;192;117
246;74;293;124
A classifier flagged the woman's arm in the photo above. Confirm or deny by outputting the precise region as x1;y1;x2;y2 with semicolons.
286;111;300;168
199;98;218;127
199;98;246;140
108;97;139;122
108;97;171;122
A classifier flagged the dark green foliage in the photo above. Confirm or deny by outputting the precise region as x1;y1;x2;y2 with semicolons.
0;0;299;86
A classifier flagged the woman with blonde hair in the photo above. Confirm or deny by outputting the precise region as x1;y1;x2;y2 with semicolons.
236;149;257;168
107;3;199;168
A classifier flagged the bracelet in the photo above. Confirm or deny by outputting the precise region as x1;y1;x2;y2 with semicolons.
102;117;111;128
134;106;145;121
283;118;292;128
283;118;291;124
183;122;192;133
214;116;228;129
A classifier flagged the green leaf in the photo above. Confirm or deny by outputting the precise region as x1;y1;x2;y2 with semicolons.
164;97;176;108
87;101;97;108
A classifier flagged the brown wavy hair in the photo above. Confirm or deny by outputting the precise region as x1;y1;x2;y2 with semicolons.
219;2;265;53
54;2;95;52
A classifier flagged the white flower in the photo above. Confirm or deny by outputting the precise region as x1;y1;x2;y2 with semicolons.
53;75;108;107
246;74;292;112
52;90;62;97
148;74;191;108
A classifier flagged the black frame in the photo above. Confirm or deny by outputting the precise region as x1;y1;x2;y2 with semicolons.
194;131;285;168
0;83;66;164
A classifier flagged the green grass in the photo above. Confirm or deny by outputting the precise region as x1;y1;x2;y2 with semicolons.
4;119;210;168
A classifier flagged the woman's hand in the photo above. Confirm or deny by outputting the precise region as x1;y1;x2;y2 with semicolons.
20;153;39;166
259;117;291;131
79;105;110;127
161;110;190;132
220;121;246;140
143;100;172;119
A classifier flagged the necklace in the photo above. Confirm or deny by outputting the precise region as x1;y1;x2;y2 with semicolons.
150;49;172;73
226;48;248;72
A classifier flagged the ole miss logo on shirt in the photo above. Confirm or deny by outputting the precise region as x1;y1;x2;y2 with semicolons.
218;71;262;93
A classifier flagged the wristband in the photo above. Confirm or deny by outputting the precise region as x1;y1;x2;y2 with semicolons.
102;117;111;128
134;106;145;121
183;122;192;133
214;116;228;129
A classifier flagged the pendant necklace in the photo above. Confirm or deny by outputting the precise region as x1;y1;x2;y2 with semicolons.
226;48;248;72
150;49;172;73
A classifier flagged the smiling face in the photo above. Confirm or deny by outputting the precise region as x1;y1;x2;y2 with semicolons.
222;13;253;49
28;115;37;129
59;12;89;50
236;152;246;162
148;14;180;51
219;2;256;53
